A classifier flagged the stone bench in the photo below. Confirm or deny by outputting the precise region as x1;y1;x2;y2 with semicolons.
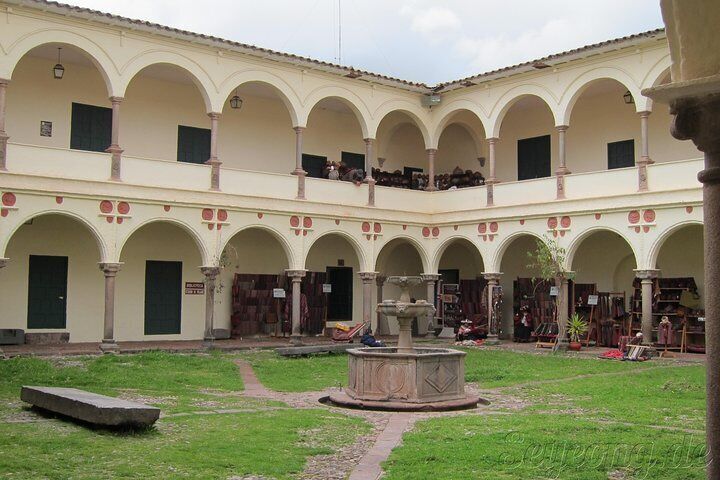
275;343;359;357
21;386;160;428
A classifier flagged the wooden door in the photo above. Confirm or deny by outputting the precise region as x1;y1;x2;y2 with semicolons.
27;255;68;329
144;260;183;335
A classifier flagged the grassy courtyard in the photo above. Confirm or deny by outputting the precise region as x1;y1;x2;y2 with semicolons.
0;348;708;479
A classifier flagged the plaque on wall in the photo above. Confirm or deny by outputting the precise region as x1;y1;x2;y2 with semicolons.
40;121;53;137
185;282;205;295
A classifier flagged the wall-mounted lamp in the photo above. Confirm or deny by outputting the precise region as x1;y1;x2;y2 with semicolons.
477;157;486;168
229;88;243;109
53;47;65;80
623;90;634;105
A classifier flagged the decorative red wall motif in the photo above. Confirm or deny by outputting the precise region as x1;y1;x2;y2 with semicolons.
257;212;264;219
519;219;525;225
477;222;498;242
628;209;656;234
421;226;440;239
422;227;431;238
454;225;459;231
546;216;571;237
289;215;313;236
686;206;693;214
0;192;18;218
99;199;131;224
335;219;340;225
55;196;63;205
402;225;407;230
163;205;171;212
201;208;230;231
594;213;602;220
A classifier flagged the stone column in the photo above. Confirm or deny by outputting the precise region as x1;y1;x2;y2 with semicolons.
637;111;654;191
556;275;571;347
486;137;498;206
207;113;222;191
555;125;570;199
286;269;306;345
375;274;388;335
364;138;376;206
634;269;659;342
425;148;437;191
420;274;440;335
292;127;307;200
359;272;376;330
99;263;122;352
0;258;6;357
483;272;502;344
201;266;220;346
0;79;9;172
105;97;124;181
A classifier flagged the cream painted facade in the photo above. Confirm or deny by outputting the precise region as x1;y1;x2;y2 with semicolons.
0;1;705;343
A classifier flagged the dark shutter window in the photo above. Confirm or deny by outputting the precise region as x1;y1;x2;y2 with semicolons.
70;103;112;152
302;154;327;179
341;151;365;171
177;125;211;164
517;135;551;181
403;167;423;177
608;140;635;169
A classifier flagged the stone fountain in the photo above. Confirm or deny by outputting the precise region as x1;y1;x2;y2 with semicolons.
328;276;482;411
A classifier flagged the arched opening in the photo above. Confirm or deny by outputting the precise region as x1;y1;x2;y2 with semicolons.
123;64;211;164
219;82;295;173
6;43;112;155
435;110;488;188
497;95;555;182
305;233;364;331
304;97;367;180
218;227;291;338
375;238;427;334
0;214;104;342
570;230;636;345
436;238;487;330
117;222;204;341
646;69;699;164
567;79;641;173
655;224;704;352
498;234;544;340
375;112;428;189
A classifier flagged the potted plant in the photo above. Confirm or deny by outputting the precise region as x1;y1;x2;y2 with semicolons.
567;313;588;351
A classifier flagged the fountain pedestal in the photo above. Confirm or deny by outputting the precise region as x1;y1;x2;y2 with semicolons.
328;276;483;411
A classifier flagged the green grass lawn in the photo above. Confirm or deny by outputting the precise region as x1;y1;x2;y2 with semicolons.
240;350;348;392
0;351;369;479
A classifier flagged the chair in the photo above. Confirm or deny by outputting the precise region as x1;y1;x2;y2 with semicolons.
332;322;366;342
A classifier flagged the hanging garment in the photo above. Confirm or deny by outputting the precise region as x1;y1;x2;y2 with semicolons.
284;293;310;330
658;321;674;346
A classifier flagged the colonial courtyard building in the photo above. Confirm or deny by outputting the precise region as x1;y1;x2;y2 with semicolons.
0;0;704;349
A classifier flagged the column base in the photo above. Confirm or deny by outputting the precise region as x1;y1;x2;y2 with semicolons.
553;338;570;352
202;337;215;349
484;335;501;346
290;335;304;346
99;341;119;353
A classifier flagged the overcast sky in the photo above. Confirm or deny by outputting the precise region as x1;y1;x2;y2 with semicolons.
68;0;664;85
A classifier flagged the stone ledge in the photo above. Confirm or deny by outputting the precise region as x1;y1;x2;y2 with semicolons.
21;386;160;428
324;391;486;412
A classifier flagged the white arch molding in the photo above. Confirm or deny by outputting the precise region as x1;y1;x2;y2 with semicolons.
647;220;704;270
303;230;370;273
218;71;302;126
431;235;487;273
489;230;546;273
565;226;640;271
371;101;433;148
302;86;373;138
116;218;211;266
429;101;491;148
219;224;297;270
488;84;560;138
374;234;432;274
0;210;110;263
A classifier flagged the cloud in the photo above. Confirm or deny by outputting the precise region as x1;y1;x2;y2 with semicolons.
400;4;461;43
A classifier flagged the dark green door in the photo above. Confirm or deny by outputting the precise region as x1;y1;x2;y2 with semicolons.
326;267;353;320
70;103;112;153
144;261;182;335
177;125;211;164
27;255;68;329
517;135;551;181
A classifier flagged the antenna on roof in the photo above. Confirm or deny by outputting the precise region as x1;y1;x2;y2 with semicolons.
338;0;342;65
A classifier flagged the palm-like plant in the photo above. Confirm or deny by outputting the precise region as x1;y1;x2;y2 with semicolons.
567;313;588;343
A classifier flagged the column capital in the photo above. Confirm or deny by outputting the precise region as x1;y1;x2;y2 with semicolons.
420;273;441;282
637;110;652;118
363;137;375;144
200;266;221;278
109;96;124;104
634;269;660;280
358;271;377;282
293;126;305;134
0;258;8;269
556;124;569;132
425;148;438;155
0;78;10;87
285;269;307;280
376;274;387;286
99;262;122;275
482;272;503;282
487;137;499;144
208;111;222;120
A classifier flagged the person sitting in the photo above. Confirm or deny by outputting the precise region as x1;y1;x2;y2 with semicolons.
360;328;385;347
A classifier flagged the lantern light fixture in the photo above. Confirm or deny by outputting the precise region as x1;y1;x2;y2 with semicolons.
623;90;634;105
53;47;65;80
229;88;243;110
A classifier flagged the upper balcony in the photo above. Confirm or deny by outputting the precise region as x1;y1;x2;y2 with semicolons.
0;39;704;219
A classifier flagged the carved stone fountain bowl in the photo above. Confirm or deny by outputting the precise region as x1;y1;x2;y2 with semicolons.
326;346;483;412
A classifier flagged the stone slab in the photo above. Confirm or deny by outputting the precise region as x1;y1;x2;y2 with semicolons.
275;343;358;356
24;332;69;345
21;386;160;428
436;327;456;339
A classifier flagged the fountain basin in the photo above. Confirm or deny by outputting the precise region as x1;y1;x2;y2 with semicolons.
326;347;481;411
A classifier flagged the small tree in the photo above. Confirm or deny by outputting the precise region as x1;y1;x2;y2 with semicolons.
526;236;574;348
